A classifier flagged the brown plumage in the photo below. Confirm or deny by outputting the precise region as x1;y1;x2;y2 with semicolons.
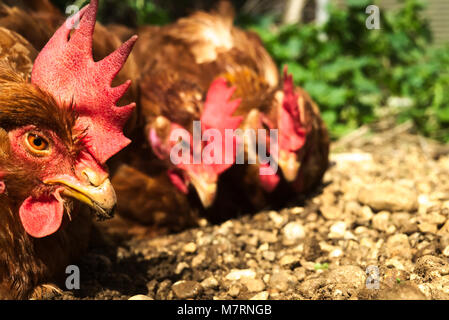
112;7;329;230
0;1;57;51
0;26;36;77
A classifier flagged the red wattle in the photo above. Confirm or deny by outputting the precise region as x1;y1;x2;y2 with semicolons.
167;169;189;194
259;163;280;192
19;190;64;238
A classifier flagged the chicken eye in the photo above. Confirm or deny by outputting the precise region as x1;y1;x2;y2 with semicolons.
26;133;49;153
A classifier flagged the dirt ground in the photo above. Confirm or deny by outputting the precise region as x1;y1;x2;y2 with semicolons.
53;124;449;300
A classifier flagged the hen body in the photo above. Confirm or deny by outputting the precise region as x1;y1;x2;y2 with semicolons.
113;7;329;229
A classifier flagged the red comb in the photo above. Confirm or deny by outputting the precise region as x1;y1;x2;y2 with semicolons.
200;78;243;175
279;66;306;152
201;78;243;133
31;0;137;164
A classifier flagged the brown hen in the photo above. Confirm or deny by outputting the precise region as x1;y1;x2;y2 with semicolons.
0;0;137;299
112;5;329;230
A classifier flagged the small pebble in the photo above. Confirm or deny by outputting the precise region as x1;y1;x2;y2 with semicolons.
250;291;269;300
172;281;203;299
228;285;240;297
418;222;437;234
242;278;266;292
201;277;219;289
279;255;299;268
329;248;343;258
175;262;189;274
269;272;296;292
225;269;256;281
443;246;449;257
329;221;346;239
262;251;276;261
290;207;304;215
293;267;306;281
283;222;306;241
191;253;206;268
128;295;153;300
268;211;286;227
183;242;197;253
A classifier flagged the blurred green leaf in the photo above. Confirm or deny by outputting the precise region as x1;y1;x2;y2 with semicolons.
244;0;448;141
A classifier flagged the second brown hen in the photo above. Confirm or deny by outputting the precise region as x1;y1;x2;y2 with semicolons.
111;5;329;231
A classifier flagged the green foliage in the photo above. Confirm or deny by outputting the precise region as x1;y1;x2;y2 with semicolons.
314;262;329;270
51;0;170;26
245;0;449;141
126;0;170;25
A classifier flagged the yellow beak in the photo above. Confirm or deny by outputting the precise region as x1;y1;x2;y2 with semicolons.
44;171;117;220
187;172;217;209
278;150;300;182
